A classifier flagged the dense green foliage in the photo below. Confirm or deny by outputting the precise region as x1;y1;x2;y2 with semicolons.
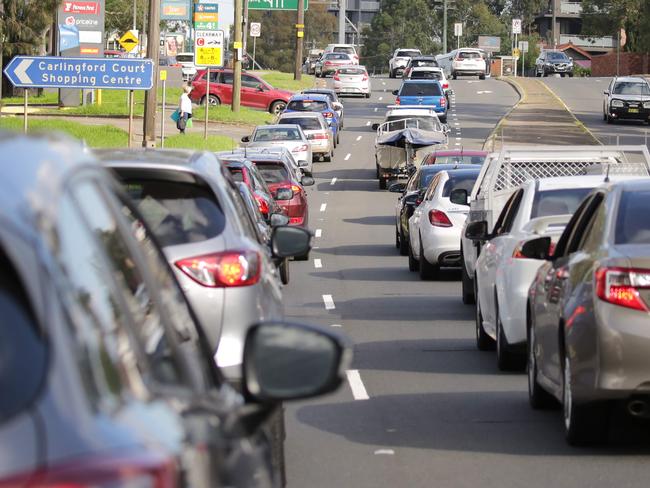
581;0;650;53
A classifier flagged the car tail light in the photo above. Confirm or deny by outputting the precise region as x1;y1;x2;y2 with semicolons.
291;184;302;193
0;451;177;488
309;133;329;140
176;251;261;287
440;97;447;107
442;82;449;89
333;72;341;81
292;144;309;153
595;267;650;311
362;74;369;81
323;111;334;118
395;96;400;105
428;209;452;227
324;61;332;66
289;216;304;225
255;195;269;216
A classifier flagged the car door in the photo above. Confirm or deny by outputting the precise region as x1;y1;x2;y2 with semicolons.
400;172;421;235
410;173;443;255
241;74;267;109
217;71;234;105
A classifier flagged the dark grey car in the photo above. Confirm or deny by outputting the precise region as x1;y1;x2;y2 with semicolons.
524;178;650;445
535;50;574;77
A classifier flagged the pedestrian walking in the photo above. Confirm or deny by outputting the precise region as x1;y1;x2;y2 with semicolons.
177;85;193;134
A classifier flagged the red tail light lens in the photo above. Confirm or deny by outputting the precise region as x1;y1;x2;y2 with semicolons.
255;195;269;216
309;133;329;140
290;184;302;193
289;216;304;225
442;82;449;89
512;240;556;259
324;61;332;66
323;111;334;118
362;74;369;81
595;267;650;311
333;72;341;81
440;97;447;107
395;96;400;105
176;251;261;287
428;209;452;227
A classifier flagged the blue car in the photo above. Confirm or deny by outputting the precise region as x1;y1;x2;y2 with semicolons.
284;94;341;145
392;80;448;122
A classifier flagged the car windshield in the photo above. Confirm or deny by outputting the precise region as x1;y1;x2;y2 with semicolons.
433;155;486;165
287;100;328;111
419;167;447;188
176;54;194;63
615;190;650;244
613;82;650;95
338;68;366;75
412;59;437;67
442;172;480;198
411;70;442;80
400;83;442;96
385;116;441;131
253;127;302;141
397;50;420;57
280;117;322;131
531;188;593;219
333;46;355;55
547;52;569;61
254;162;290;184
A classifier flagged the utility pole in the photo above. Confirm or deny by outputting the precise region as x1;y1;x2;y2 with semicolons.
551;0;557;48
232;0;243;112
294;0;305;80
142;0;160;147
338;0;346;44
443;0;448;53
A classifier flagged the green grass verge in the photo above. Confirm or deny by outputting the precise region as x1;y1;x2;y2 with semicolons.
2;92;60;105
257;71;315;92
164;133;237;151
192;104;273;126
0;117;128;147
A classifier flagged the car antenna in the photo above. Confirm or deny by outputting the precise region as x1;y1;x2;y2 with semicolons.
604;163;611;183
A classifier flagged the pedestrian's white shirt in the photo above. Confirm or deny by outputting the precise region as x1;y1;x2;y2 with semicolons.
180;93;192;114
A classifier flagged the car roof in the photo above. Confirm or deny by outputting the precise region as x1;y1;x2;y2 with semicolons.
303;88;336;94
412;66;443;71
254;123;301;130
421;163;477;173
430;149;488;156
402;79;440;84
289;94;330;101
411;55;436;60
278;112;324;119
221;149;285;161
613;76;649;83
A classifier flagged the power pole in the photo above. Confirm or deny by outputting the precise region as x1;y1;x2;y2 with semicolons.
443;0;448;53
295;0;305;80
232;0;243;112
551;0;557;48
142;0;160;147
338;0;346;44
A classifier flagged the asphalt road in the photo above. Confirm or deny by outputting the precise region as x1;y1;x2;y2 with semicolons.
541;76;650;148
278;75;650;487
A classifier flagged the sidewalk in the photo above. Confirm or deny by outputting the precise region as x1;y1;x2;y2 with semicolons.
484;77;600;151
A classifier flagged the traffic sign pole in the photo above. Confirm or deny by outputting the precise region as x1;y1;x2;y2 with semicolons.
128;90;134;148
205;68;210;139
294;0;304;80
143;0;161;148
232;0;242;112
23;91;28;135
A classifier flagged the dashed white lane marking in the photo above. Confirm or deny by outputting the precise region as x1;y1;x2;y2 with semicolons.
345;153;351;161
454;123;460;126
331;177;337;185
378;96;383;101
346;370;370;400
323;294;335;310
366;121;371;126
356;135;362;141
455;137;462;140
315;229;322;238
455;143;462;146
331;324;342;328
374;107;378;112
382;81;386;85
374;449;395;456
320;203;327;212
314;259;323;269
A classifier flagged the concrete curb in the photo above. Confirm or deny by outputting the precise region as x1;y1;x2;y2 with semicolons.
481;77;523;151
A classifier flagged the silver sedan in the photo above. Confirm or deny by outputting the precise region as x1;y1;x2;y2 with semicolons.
242;124;313;176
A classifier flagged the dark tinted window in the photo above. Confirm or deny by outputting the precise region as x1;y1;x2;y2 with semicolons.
333;46;355;55
615;190;650;244
228;168;245;182
325;53;350;60
396;50;420;57
0;258;46;423
434;155;486;165
457;51;482;60
338;67;365;75
121;177;226;247
410;70;442;80
612;82;650;95
531;188;593;219
242;74;262;89
221;72;233;84
547;52;569;61
287;100;328;111
279;117;322;131
255;162;290;183
176;54;193;63
442;172;480;197
400;82;442;96
419;167;446;188
412;59;437;67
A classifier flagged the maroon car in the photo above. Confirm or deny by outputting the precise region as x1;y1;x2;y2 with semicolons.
423;149;488;165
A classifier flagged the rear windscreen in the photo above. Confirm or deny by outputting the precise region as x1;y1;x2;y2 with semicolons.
442;172;480;197
400;83;442;96
397;50;420;57
280;117;322;131
457;52;482;60
287;100;328;111
325;53;350;61
122;179;226;247
411;71;442;80
333;47;355;55
254;162;290;184
531;188;593;219
338;68;365;75
615;190;650;244
253;127;302;141
412;59;437;68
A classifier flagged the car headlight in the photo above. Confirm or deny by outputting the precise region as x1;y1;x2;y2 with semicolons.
611;99;625;108
643;101;650;109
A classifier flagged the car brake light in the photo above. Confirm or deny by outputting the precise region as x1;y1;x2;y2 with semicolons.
395;96;400;105
324;61;332;66
322;111;334;118
333;72;341;81
292;144;309;152
429;209;452;227
291;184;302;193
440;97;446;107
442;82;449;89
255;195;269;216
595;267;650;311
289;216;304;225
362;74;369;81
309;133;329;140
176;251;261;287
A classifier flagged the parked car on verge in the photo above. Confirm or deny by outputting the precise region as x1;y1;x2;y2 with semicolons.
241;124;313;176
277;111;335;162
190;69;293;114
408;167;481;278
423;149;487;165
334;65;372;98
450;48;487;79
392;80;448;122
602;76;650;124
524;179;650;445
535;50;574;77
389;48;422;78
315;52;355;77
402;55;439;79
284;94;341;145
302;87;345;128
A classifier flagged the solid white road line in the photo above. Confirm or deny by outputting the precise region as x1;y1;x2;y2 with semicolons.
315;228;322;238
456;137;462;140
344;153;351;161
314;259;323;269
346;370;370;400
356;135;362;141
374;449;395;455
331;177;337;185
322;294;335;310
320;203;327;212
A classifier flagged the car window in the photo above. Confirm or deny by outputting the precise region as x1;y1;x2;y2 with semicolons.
253;127;302;141
397;50;420;57
434;155;486;165
326;53;350;60
333;46;355;55
530;188;593;219
500;190;524;234
565;194;605;255
0;255;47;424
547;52;569;61
220;72;233;84
411;70;442;80
242;74;262;89
457;52;481;60
338;67;365;75
612;82;650;96
420;167;445;188
280;117;322;131
287;99;328;111
223;179;259;239
406;173;418;192
425;173;443;200
202;70;218;83
255;161;290;184
120;175;227;247
412;59;437;67
552;194;595;258
576;198;607;252
400;82;442;97
442;172;479;197
228;167;245;182
615;190;650;244
249;166;274;195
492;190;521;235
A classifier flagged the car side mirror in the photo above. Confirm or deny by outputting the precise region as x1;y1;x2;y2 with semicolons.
270;213;290;227
392;90;399;96
520;236;552;260
257;85;265;92
333;102;343;110
271;225;312;258
241;136;250;143
371;123;380;131
465;220;489;241
603;90;609;95
389;182;406;193
301;176;315;186
275;188;293;201
243;321;348;403
450;188;469;206
298;160;309;168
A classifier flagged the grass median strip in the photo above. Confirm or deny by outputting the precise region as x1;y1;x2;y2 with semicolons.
164;133;237;151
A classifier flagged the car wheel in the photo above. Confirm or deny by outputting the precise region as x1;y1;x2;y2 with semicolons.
479;74;486;80
461;248;475;304
419;238;439;280
395;227;400;249
568;73;574;78
452;72;458;80
563;353;610;445
203;95;220;106
399;226;409;256
279;258;290;285
606;114;614;124
295;251;309;261
379;177;387;190
375;163;380;179
535;70;541;77
439;115;447;123
475;280;495;351
603;111;607;121
323;151;332;162
496;300;525;371
365;93;371;99
336;133;340;145
527;321;557;409
270;101;286;115
389;69;394;79
408;239;419;272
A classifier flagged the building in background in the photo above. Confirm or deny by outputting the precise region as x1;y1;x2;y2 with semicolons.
329;0;380;46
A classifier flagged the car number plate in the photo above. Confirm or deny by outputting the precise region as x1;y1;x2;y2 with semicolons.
343;88;354;92
629;108;640;113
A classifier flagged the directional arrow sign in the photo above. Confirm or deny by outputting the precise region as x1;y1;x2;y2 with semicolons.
3;56;154;90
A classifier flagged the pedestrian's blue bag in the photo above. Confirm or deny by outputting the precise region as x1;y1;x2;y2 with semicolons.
170;110;180;122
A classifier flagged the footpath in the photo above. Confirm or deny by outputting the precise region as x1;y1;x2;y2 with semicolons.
484;77;600;151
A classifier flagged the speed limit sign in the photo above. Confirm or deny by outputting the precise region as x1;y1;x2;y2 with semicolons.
250;22;261;38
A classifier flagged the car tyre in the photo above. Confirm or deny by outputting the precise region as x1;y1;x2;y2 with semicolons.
439;115;447;123
399;226;409;256
479;74;486;80
475;280;495;351
295;251;310;261
408;239;419;271
419;238;439;280
389;69;395;79
496;300;525;371
461;247;475;304
203;95;220;106
527;321;557;409
606;114;613;124
365;93;371;99
452;72;458;80
379;177;387;190
270;101;286;115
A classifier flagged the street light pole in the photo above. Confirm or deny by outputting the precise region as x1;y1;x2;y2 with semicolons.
142;0;160;147
294;0;304;80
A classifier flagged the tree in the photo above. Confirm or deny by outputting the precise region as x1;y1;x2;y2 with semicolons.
581;0;650;53
105;0;147;38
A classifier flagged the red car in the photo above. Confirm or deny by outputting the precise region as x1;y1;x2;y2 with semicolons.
423;149;488;165
190;69;293;114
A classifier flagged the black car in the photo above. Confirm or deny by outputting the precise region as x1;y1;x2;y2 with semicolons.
603;76;650;124
403;55;439;79
535;50;574;77
390;164;477;256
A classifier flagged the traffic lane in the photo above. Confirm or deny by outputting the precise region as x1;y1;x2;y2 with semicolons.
542;77;650;147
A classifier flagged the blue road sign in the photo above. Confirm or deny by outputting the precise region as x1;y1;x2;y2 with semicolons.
3;56;154;90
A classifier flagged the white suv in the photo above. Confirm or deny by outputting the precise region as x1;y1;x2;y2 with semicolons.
324;44;359;64
389;49;421;78
451;49;487;80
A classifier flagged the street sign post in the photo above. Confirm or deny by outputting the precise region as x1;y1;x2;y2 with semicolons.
248;0;308;10
194;30;225;139
250;22;261;68
454;23;462;49
512;19;522;77
119;30;139;53
518;41;529;78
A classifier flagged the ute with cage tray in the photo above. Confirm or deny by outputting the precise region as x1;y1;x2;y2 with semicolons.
459;145;650;304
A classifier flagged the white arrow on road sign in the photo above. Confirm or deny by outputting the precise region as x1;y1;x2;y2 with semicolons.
15;59;33;84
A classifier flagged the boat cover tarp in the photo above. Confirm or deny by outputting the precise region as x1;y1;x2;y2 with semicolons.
377;127;446;149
